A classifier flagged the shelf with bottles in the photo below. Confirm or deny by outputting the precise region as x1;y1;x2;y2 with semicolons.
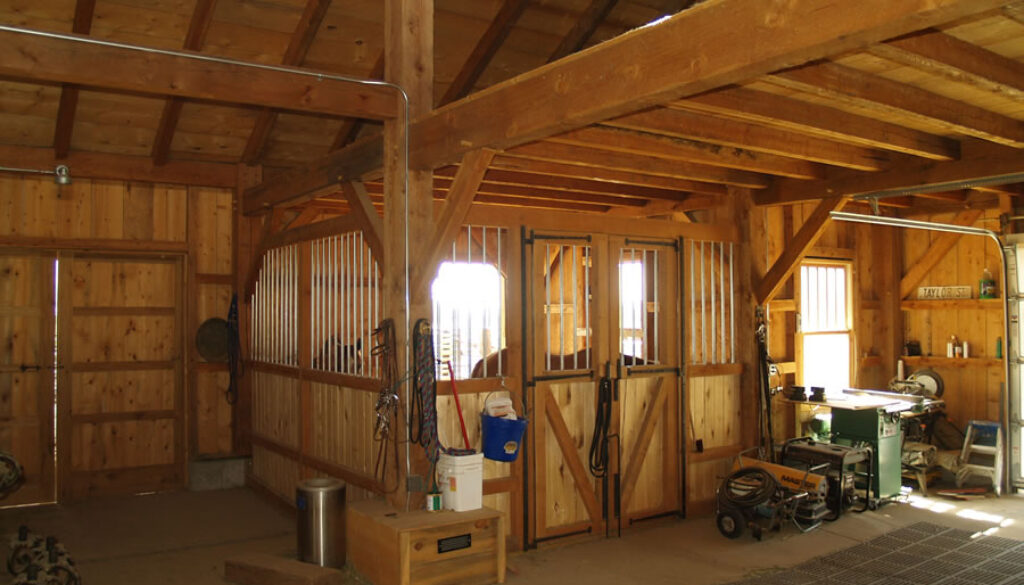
900;355;1002;368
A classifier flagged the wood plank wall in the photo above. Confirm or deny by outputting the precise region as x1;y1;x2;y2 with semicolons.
901;207;1004;427
0;174;235;501
756;200;998;442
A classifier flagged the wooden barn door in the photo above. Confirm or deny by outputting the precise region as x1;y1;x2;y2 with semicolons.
60;254;185;499
0;252;57;506
610;238;681;525
526;232;681;544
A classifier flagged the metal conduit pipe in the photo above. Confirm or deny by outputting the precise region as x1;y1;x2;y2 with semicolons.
829;210;1012;495
0;24;416;497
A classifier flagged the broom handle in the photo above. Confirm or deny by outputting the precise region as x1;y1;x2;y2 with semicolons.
446;361;472;450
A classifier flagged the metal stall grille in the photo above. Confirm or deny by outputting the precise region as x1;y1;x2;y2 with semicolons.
432;225;508;380
688;240;735;365
251;245;299;366
543;242;592;372
619;246;661;366
310;232;380;378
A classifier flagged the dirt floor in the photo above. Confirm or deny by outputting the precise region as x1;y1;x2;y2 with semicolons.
1;486;1022;584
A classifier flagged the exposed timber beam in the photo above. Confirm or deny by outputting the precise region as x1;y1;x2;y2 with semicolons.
756;196;847;304
0;145;235;187
152;0;218;166
245;0;1003;210
0;27;398;120
242;0;332;164
440;0;528;105
548;0;619;62
870;29;1024;102
436;166;693;201
677;87;959;161
52;0;96;160
506;141;770;188
766;62;1024;148
488;155;728;195
243;136;380;214
409;0;1006;170
413;149;496;292
759;140;1024;206
547;126;823;179
607;108;889;171
604;195;716;217
340;181;385;265
899;207;984;299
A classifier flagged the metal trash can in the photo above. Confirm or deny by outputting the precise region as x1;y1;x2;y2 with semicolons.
296;478;346;567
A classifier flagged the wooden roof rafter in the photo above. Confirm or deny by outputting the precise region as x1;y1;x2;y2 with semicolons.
151;0;219;166
52;0;96;160
241;0;334;164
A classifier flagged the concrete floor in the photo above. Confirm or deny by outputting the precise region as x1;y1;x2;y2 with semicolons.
1;487;1022;584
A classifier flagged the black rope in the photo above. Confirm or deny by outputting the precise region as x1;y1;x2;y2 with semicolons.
225;293;242;405
755;307;775;462
589;376;613;478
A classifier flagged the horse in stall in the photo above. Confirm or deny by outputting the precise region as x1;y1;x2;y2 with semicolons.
312;337;363;373
470;347;645;377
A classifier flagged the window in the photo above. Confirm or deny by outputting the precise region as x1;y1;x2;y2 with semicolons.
800;262;851;396
619;248;662;365
430;225;508;380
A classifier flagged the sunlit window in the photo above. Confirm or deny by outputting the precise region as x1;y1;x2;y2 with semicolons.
800;263;851;395
431;261;504;379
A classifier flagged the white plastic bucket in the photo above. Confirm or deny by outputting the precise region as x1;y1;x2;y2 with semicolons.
437;452;483;511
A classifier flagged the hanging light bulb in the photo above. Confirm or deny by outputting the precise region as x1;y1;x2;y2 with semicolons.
54;165;72;186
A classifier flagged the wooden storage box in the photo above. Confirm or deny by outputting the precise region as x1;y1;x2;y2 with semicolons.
347;499;505;585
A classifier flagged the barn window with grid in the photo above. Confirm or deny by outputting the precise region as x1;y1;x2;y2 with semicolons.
800;262;851;396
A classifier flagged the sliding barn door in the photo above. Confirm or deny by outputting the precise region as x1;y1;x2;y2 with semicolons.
0;252;56;506
526;232;682;544
61;255;184;499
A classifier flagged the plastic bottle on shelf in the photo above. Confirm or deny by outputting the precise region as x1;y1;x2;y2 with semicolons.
980;268;996;299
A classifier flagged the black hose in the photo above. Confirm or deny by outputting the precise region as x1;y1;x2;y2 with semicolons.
589;376;613;478
721;467;777;508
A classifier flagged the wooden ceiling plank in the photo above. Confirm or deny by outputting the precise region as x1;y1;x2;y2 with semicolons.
436;167;691;201
761;140;1024;206
151;0;220;165
241;0;333;164
488;155;728;195
440;0;529;106
413;149;496;291
871;29;1024;102
410;0;1005;170
547;0;620;63
767;62;1024;148
506;141;771;188
340;181;385;266
0;28;398;120
899;208;984;299
330;53;385;152
912;189;969;202
756;196;848;305
548;126;823;179
0;145;235;187
610;108;889;171
679;87;959;160
52;0;96;160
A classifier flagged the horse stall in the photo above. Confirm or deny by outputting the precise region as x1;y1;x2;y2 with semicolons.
243;209;748;550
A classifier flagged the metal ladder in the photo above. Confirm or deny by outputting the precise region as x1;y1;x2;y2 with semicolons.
957;420;1003;495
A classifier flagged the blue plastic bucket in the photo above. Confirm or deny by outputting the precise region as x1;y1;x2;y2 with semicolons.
481;413;527;462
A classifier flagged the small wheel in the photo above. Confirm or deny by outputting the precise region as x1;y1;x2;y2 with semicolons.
716;507;745;539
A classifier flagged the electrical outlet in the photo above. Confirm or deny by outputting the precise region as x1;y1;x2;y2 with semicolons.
695;439;704;453
407;475;425;492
